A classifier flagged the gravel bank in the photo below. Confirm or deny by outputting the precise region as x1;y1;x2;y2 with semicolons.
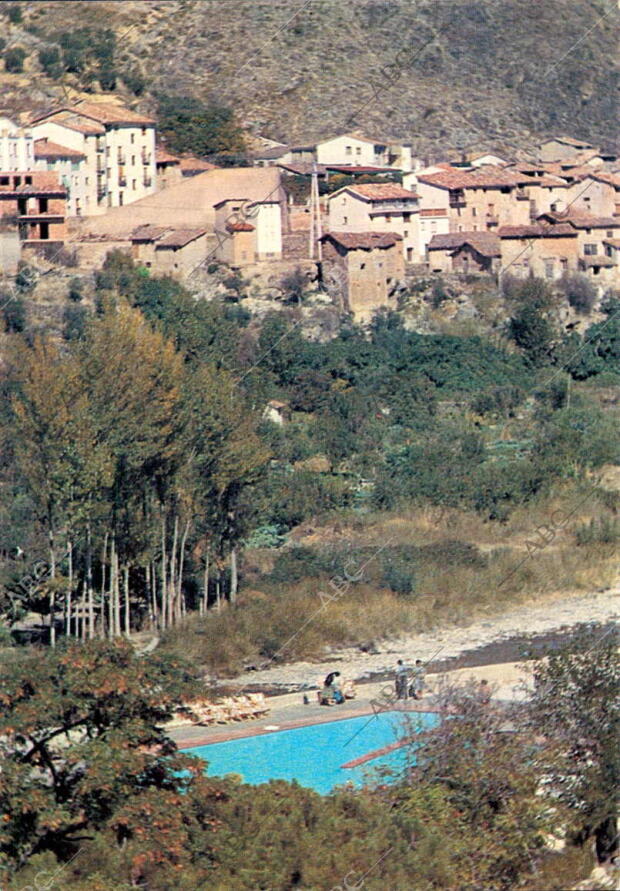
226;586;619;692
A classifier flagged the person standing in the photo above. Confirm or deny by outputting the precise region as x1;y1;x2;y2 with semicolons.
411;659;426;699
395;659;410;700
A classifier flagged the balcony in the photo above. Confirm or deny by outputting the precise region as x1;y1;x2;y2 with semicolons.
96;139;105;153
449;192;466;208
516;187;528;200
486;215;499;227
18;213;64;224
96;157;105;172
143;176;152;187
117;152;126;165
368;200;418;215
141;150;151;165
118;176;127;187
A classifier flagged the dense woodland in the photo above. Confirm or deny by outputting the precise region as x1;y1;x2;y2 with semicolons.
0;253;619;649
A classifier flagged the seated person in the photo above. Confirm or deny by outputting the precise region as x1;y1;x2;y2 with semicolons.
319;671;344;705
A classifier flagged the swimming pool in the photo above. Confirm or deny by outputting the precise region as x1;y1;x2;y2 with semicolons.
184;710;438;795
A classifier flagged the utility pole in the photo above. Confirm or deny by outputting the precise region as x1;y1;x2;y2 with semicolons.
309;161;322;261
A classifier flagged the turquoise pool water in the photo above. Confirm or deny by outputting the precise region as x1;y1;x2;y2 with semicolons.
184;710;438;795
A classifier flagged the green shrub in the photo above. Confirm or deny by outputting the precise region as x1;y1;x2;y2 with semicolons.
420;539;487;568
558;273;597;315
1;294;26;333
381;556;416;595
575;517;620;546
5;5;22;24
4;46;26;73
269;546;327;582
38;45;63;78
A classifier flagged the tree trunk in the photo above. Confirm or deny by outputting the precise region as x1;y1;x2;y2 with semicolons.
87;522;94;639
177;520;190;621
160;512;167;631
123;564;130;637
108;538;115;638
49;525;56;648
230;546;238;605
201;548;209;615
113;547;121;637
66;538;73;636
101;532;108;639
169;515;179;627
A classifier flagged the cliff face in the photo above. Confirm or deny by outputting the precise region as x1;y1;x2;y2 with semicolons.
3;0;619;155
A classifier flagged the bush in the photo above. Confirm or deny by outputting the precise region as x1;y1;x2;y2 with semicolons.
4;46;26;73
123;68;146;95
5;5;22;24
430;277;450;308
575;517;620;546
38;45;63;78
471;384;524;417
156;94;246;156
420;539;487;569
1;293;27;333
67;277;83;302
63;303;89;341
558;273;597;315
381;555;416;595
269;546;326;582
281;267;309;305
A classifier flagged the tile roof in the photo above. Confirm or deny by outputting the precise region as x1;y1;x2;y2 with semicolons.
277;161;326;176
40;111;106;135
542;135;595;148
428;231;500;257
155;228;207;249
418;165;527;190
538;210;620;229
155;148;181;165
34;138;85;160
580;255;616;268
130;224;170;242
179;157;219;173
226;220;255;232
321;231;402;250
603;238;620;249
342;183;417;200
498;223;576;238
70;101;156;126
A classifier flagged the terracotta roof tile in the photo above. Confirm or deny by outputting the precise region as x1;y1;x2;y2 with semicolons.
428;231;500;257
418;165;527;190
34;138;85;160
603;238;620;249
70;101;155;126
226;220;255;232
155;148;181;165
155;228;207;249
40;112;105;135
321;231;402;249
580;255;616;268
498;223;576;238
179;157;219;173
538;210;620;229
340;183;417;200
131;224;169;242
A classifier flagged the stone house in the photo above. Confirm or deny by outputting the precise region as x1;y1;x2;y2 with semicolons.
415;166;531;233
427;231;500;274
34;138;89;217
130;224;207;276
0;117;34;171
0;170;67;245
213;197;282;266
498;223;579;279
155;148;182;190
418;208;451;258
536;211;620;260
328;183;420;262
254;132;413;172
320;231;404;322
31;100;156;214
537;136;595;162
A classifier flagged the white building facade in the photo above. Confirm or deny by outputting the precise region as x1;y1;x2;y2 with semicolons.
0;117;34;171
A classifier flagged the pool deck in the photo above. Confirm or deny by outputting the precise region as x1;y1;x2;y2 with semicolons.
170;660;533;749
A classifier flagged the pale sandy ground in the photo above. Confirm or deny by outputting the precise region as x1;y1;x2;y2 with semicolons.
225;585;620;691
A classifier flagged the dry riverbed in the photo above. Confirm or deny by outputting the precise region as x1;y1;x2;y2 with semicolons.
224;585;620;693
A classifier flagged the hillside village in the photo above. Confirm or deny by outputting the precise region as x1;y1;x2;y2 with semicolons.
1;101;619;322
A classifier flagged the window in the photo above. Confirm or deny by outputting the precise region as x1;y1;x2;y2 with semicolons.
560;258;568;272
343;216;348;224
584;244;597;255
544;259;554;279
360;262;366;269
345;145;352;156
85;177;89;185
13;176;21;186
132;179;136;190
132;156;136;166
131;133;135;144
472;207;477;217
141;127;146;136
119;192;124;206
71;161;79;171
404;230;409;237
0;177;8;185
550;203;558;212
607;231;613;237
356;146;361;156
473;225;478;231
385;214;391;222
403;212;411;222
25;176;32;185
430;221;437;232
406;247;413;261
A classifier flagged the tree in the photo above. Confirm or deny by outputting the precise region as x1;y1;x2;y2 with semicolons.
527;625;620;863
558;272;597;315
0;639;209;875
1;293;26;333
156;94;245;157
3;47;26;73
38;45;63;79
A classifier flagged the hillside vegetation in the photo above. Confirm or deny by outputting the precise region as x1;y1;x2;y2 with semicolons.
1;0;618;154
